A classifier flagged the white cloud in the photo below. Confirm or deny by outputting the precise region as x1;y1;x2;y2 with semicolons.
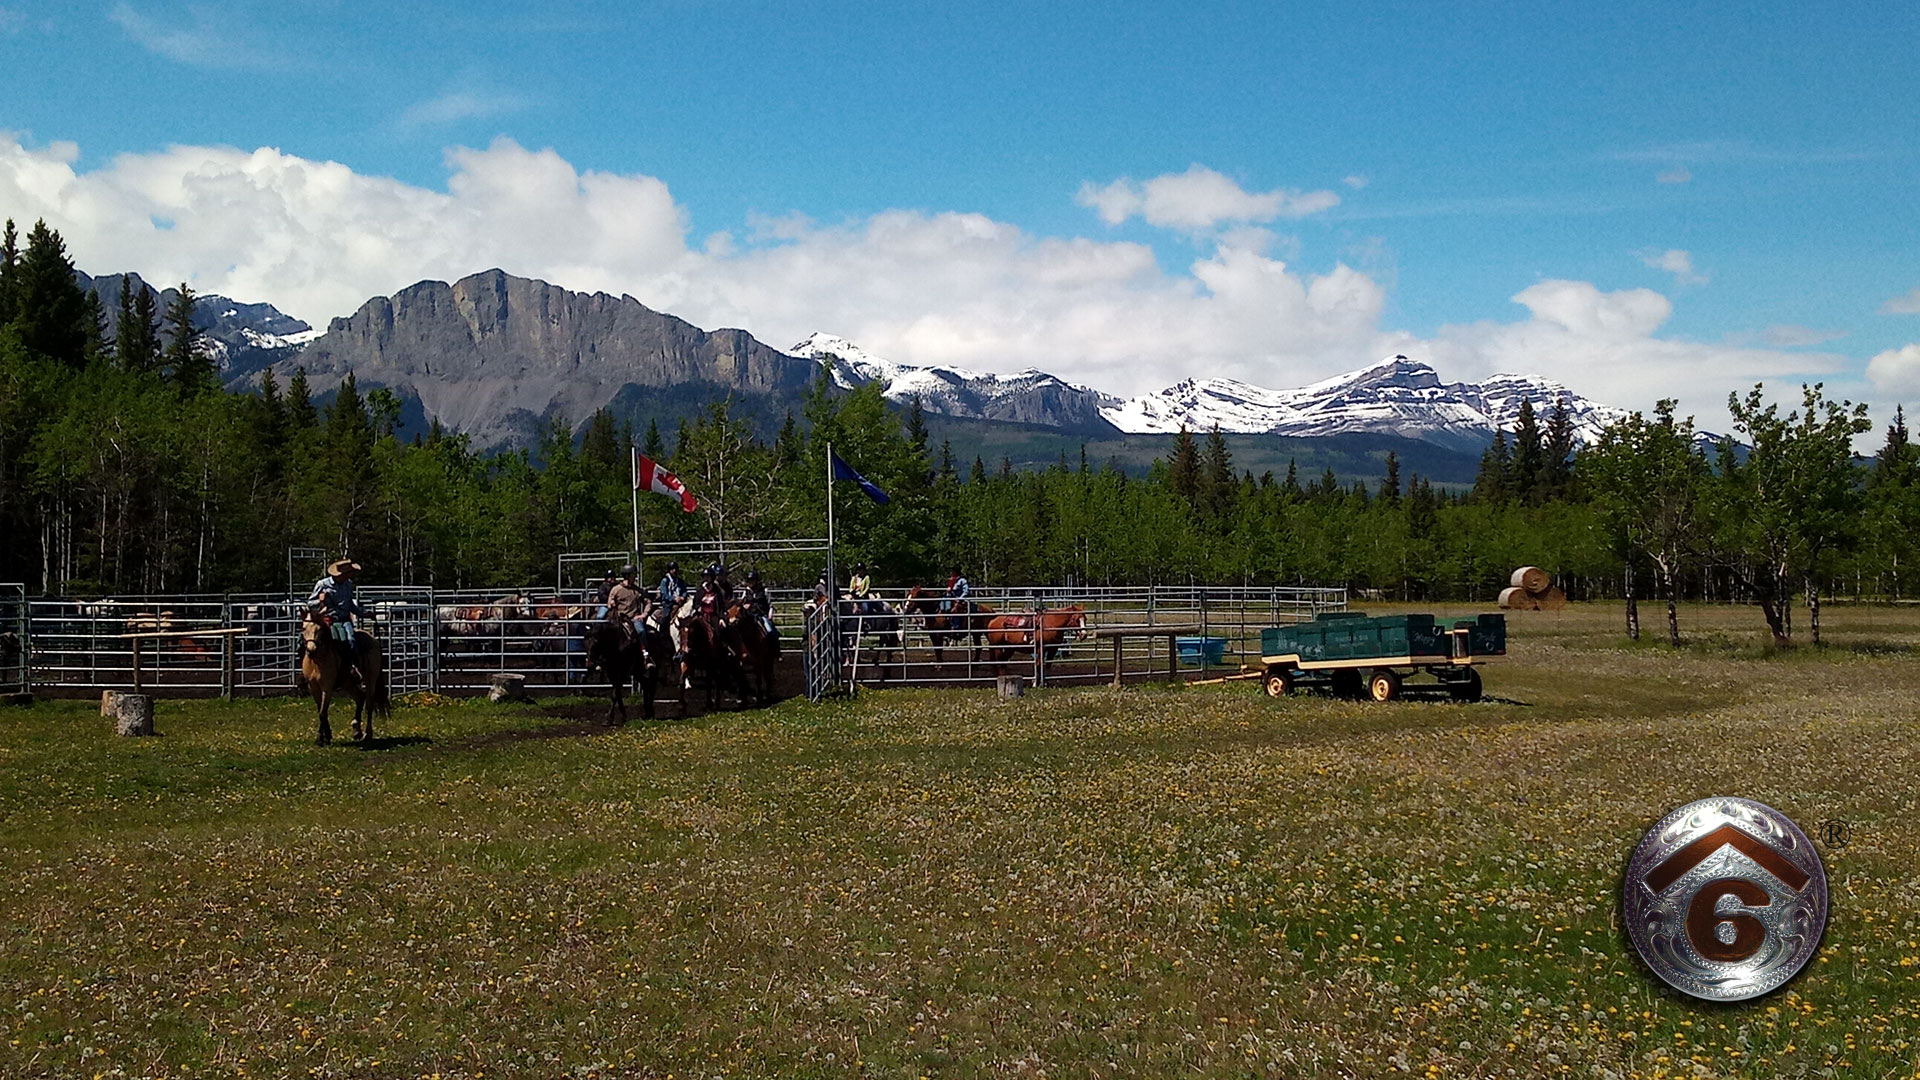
397;90;526;131
1342;174;1368;190
0;135;1848;417
108;2;281;69
1867;345;1920;397
1076;165;1340;232
1655;168;1692;184
1882;287;1920;315
1640;247;1708;286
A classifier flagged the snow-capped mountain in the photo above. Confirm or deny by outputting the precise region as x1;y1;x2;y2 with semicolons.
78;271;318;384
1102;356;1630;451
787;332;1119;432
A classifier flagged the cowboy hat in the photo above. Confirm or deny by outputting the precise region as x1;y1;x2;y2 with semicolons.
327;559;363;575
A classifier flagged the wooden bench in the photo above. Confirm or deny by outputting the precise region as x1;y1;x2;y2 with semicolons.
119;628;251;695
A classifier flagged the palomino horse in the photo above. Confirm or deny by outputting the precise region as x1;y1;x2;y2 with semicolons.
299;617;388;745
901;586;991;664
582;618;672;723
720;601;780;704
984;605;1088;665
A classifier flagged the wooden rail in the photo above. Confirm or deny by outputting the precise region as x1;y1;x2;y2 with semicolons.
1087;625;1202;687
118;628;251;695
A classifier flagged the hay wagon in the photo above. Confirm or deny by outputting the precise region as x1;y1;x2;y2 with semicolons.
1259;611;1505;702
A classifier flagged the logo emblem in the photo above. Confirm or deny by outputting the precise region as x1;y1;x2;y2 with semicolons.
1623;797;1827;1002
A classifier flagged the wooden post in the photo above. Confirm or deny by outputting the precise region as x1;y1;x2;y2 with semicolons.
221;632;235;701
1112;636;1123;689
1167;634;1178;683
131;637;142;692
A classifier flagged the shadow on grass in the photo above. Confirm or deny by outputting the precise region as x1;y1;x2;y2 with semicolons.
354;735;433;752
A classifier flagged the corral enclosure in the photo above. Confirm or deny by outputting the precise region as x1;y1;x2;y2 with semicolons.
10;583;1348;701
2;602;1918;1078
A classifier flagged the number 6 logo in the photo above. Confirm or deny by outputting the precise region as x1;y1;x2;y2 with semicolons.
1624;799;1827;1002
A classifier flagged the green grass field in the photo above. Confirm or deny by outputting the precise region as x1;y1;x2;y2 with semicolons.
4;604;1919;1079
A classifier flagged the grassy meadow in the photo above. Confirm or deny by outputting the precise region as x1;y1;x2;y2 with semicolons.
3;603;1920;1079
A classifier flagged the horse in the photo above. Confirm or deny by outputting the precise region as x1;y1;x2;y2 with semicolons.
842;596;907;682
720;601;780;704
299;616;388;745
581;617;671;724
984;605;1089;666
674;600;735;712
901;586;990;664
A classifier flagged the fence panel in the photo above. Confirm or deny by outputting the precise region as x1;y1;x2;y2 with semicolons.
801;599;842;701
362;587;437;696
0;584;26;696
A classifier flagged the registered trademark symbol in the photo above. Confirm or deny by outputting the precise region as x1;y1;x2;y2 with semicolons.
1817;819;1852;849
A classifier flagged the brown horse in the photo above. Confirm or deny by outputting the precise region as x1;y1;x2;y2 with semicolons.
901;586;991;664
300;617;388;745
674;601;734;712
720;601;780;704
984;605;1088;665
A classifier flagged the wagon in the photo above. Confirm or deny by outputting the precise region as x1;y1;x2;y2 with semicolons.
1259;611;1505;702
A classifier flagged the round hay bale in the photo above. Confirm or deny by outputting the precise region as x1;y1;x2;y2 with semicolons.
1535;585;1568;610
1511;566;1550;594
1498;586;1539;611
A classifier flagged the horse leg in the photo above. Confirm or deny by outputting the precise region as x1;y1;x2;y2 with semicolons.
315;689;332;746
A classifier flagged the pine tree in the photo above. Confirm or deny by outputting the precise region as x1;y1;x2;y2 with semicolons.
1317;467;1340;502
286;367;317;430
1474;429;1511;503
117;277;161;375
0;218;17;326
773;412;801;467
12;219;89;367
163;283;213;393
1407;475;1438;539
938;440;957;483
643;418;665;459
1875;405;1915;487
1282;459;1302;501
1542;398;1575;499
1168;425;1201;508
970;455;988;484
580;408;622;471
1511;399;1543;504
1381;450;1402;507
1201;425;1233;519
81;288;111;363
905;395;929;456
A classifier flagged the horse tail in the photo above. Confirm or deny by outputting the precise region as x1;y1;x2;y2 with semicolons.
366;643;391;718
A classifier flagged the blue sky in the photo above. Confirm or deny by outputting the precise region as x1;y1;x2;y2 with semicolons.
2;0;1917;419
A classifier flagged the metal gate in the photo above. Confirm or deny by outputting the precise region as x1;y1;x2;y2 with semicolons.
362;587;436;695
801;600;843;701
0;584;26;696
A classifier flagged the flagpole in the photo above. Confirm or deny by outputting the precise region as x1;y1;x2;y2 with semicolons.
825;441;836;597
630;446;641;566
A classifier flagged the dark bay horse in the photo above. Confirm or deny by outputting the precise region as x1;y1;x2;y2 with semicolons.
720;602;780;704
676;603;736;711
582;619;672;723
901;586;990;664
984;605;1088;665
300;617;388;745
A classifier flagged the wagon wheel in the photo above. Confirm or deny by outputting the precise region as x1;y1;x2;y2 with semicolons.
1264;668;1292;698
1368;669;1401;703
1448;667;1483;703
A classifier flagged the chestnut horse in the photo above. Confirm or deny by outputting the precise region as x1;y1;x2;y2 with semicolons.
720;601;780;705
299;617;388;745
984;605;1088;665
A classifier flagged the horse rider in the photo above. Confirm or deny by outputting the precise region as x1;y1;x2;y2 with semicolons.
696;565;724;620
657;561;689;612
943;565;970;614
741;569;778;638
604;564;647;645
714;563;736;605
848;562;873;603
307;558;375;667
590;569;617;619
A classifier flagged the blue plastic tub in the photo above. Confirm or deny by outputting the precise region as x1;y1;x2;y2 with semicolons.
1175;636;1228;667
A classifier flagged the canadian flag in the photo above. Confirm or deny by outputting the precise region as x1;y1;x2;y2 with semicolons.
633;451;698;513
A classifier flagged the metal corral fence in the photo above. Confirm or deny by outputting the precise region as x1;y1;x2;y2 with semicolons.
15;583;1344;698
1;583;27;696
829;584;1348;690
25;589;436;697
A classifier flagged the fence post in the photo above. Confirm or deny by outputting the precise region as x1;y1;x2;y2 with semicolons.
220;597;233;700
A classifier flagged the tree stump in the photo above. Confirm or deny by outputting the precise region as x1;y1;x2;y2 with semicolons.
996;674;1026;700
488;672;530;703
103;691;155;736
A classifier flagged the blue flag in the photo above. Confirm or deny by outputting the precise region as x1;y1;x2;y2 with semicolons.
831;449;891;504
